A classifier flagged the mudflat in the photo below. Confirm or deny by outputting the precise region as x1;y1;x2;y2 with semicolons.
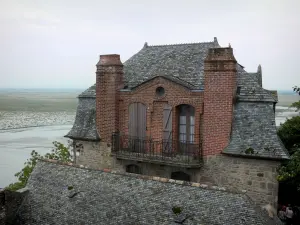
0;89;80;112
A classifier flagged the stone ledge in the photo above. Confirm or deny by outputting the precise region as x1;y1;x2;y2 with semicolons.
38;159;247;195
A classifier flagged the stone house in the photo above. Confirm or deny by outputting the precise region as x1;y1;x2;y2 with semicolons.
65;37;289;207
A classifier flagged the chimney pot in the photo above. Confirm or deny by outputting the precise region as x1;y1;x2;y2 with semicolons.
97;54;122;66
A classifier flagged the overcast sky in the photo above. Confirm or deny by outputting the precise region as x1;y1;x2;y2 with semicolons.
0;0;299;90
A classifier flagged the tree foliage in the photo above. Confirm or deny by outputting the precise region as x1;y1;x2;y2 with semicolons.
277;86;300;189
6;141;72;191
291;86;300;111
277;116;300;155
293;86;300;95
277;150;300;190
291;101;300;111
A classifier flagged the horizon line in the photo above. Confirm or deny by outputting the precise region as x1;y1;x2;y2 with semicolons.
0;87;295;91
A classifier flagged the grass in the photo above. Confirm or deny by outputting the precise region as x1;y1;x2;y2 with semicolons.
0;90;81;112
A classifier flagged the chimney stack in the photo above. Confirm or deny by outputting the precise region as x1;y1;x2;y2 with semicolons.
202;47;237;156
96;54;124;143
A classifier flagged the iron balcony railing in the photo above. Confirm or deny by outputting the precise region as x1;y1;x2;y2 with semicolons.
112;133;202;168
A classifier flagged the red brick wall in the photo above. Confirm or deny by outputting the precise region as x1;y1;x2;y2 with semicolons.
96;54;123;143
202;48;237;156
119;76;203;146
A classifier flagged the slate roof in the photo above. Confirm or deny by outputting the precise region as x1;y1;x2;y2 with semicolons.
78;84;96;98
223;102;289;159
124;40;220;89
131;74;198;90
16;160;281;225
77;39;276;103
236;68;277;103
64;97;100;141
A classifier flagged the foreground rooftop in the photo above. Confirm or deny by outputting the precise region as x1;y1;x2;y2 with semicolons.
7;160;282;225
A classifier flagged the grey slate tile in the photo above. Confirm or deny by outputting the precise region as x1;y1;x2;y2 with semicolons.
64;97;100;141
16;161;280;225
223;102;289;159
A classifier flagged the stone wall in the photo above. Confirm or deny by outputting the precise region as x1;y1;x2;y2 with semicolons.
112;155;280;206
198;155;280;207
75;140;280;207
0;189;28;225
74;140;113;169
111;159;199;179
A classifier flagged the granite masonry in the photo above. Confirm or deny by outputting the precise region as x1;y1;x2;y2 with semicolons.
66;37;289;207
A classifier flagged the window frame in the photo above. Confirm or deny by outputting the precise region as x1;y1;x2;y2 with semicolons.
178;104;195;143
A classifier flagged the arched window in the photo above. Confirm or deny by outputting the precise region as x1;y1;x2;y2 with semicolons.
171;171;191;182
126;164;141;174
178;104;195;143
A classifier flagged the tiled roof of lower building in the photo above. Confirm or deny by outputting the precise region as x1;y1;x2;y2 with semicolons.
16;160;281;225
223;102;290;159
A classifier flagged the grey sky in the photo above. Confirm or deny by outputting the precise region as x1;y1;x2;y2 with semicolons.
0;0;299;90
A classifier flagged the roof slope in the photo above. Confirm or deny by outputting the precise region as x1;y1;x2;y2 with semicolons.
223;102;289;159
17;161;279;225
124;41;219;89
78;84;96;98
64;97;100;141
237;68;277;102
79;40;275;103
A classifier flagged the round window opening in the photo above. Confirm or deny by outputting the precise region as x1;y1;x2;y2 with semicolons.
156;87;165;97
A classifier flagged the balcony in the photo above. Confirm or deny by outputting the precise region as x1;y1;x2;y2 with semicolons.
111;133;203;168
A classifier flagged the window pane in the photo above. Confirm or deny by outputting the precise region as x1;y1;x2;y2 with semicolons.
180;116;186;124
179;134;186;142
190;125;194;135
190;116;195;125
190;134;194;142
180;125;186;133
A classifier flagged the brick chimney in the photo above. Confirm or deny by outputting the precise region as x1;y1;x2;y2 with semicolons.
96;54;124;143
203;47;237;156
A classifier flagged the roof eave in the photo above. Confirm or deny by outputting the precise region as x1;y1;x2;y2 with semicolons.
222;151;290;161
64;135;100;142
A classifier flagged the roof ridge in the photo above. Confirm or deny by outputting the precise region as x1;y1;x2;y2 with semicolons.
148;41;214;47
39;159;247;194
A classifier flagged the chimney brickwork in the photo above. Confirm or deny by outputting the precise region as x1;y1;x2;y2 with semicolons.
203;47;237;156
96;54;124;143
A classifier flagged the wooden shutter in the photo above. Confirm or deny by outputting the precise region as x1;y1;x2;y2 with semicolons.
137;103;147;140
129;103;137;137
163;104;172;153
129;103;146;139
